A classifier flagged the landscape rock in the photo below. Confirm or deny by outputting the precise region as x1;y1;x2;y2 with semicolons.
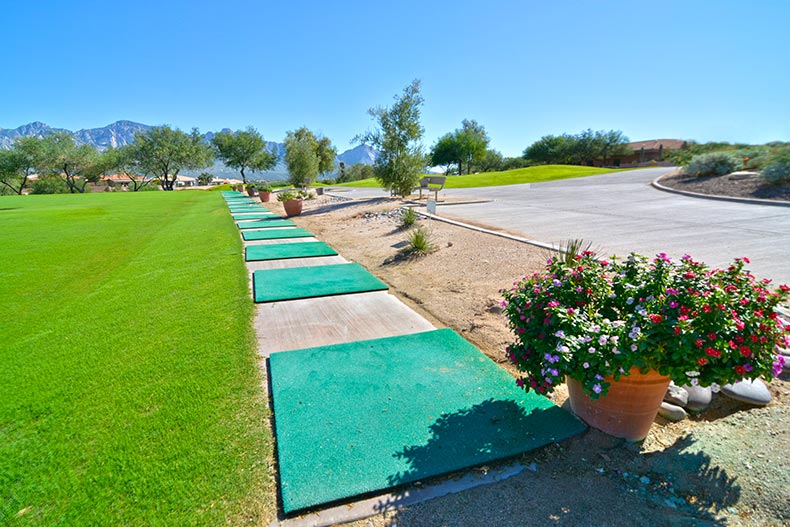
682;384;713;413
664;383;689;407
658;402;687;422
721;378;772;406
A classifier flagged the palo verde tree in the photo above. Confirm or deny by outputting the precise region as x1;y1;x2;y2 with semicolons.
40;132;103;193
211;127;277;184
283;127;336;187
132;126;212;191
0;136;45;195
104;145;152;191
356;79;426;197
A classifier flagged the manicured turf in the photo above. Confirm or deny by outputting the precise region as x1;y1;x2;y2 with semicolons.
245;241;337;261
269;328;586;513
0;191;273;525
337;164;630;189
242;228;315;241
252;263;387;303
237;219;295;229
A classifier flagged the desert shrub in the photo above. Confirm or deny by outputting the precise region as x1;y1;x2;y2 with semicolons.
684;152;740;177
402;226;436;257
761;162;790;185
31;176;70;194
556;239;598;266
400;207;417;229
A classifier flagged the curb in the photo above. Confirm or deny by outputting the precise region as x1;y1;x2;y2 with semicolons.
651;174;790;208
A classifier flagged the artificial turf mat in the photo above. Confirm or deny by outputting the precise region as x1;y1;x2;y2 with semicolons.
237;219;296;229
231;213;280;220
245;241;337;261
269;328;587;513
242;228;314;241
252;262;387;303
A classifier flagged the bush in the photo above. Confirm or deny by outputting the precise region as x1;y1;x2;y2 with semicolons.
402;226;436;257
136;183;161;191
31;176;70;194
400;207;417;229
684;152;740;177
761;162;790;185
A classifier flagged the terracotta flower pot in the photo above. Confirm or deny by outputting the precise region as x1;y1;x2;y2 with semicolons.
566;367;670;441
259;191;272;203
283;199;303;217
246;187;256;197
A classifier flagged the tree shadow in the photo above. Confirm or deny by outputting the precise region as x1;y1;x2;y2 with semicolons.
372;400;739;526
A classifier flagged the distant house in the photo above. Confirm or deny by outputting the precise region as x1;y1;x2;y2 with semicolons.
614;139;687;167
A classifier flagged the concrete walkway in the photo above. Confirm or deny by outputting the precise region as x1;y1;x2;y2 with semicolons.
331;168;790;285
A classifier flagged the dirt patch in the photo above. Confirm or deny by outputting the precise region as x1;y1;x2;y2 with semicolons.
659;171;790;202
270;195;789;527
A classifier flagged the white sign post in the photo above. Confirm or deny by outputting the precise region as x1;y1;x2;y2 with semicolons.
426;199;436;215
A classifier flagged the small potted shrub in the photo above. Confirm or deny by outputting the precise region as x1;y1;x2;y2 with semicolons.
245;183;256;197
257;184;274;202
501;252;789;440
277;190;312;217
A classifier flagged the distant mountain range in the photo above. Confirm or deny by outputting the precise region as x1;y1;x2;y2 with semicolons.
0;120;377;180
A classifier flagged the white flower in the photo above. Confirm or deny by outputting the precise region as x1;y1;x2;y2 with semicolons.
626;297;634;305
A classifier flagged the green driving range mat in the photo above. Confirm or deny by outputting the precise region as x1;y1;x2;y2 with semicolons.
237;219;296;230
269;328;586;513
242;228;314;241
253;262;387;302
245;241;337;261
229;206;269;213
231;212;279;220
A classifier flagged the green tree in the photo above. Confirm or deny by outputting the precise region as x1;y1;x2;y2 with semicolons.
338;163;375;183
474;148;504;173
523;134;574;165
39;133;102;193
211;127;277;184
104;145;153;191
197;172;214;185
132;126;212;191
457;119;489;174
0;136;45;194
594;129;630;166
283;127;336;187
430;132;463;175
356;79;426;196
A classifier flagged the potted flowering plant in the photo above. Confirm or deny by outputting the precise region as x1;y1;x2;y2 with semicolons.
256;183;274;202
277;189;313;217
501;251;789;440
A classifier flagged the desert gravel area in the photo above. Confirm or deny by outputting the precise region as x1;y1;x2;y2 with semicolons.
267;194;789;527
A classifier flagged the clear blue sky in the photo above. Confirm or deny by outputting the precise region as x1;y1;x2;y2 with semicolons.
2;0;788;156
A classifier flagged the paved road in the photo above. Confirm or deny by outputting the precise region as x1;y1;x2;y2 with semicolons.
330;168;790;285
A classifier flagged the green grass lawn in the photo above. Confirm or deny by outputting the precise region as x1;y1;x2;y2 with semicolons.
0;191;273;525
337;164;630;189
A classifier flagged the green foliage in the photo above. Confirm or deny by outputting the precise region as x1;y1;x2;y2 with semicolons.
0;137;45;195
523;129;630;166
337;163;375;183
357;79;426;197
430;119;490;175
39;132;103;193
473;148;505;173
402;226;437;257
255;182;274;192
197;172;214;185
276;189;311;202
0;192;273;524
103;145;152;191
132;126;213;191
557;238;598;266
211;127;277;184
400;207;418;229
761;162;790;185
284;127;336;187
31;174;70;194
684;152;740;177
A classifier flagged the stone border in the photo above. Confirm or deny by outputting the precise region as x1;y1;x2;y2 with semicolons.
651;174;790;208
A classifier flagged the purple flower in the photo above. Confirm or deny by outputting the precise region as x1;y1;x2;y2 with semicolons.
554;330;566;339
773;356;786;377
592;384;602;394
583;362;590;369
552;279;562;287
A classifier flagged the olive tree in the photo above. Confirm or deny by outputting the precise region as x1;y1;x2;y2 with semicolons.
283;127;336;187
356;79;426;197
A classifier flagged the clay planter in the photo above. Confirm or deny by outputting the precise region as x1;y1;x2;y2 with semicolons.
282;199;303;217
259;191;272;203
566;367;671;441
246;186;256;197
